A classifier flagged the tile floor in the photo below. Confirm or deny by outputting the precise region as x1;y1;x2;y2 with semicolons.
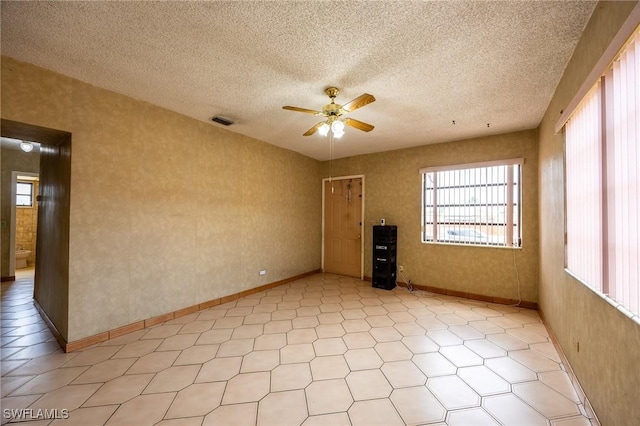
1;270;596;425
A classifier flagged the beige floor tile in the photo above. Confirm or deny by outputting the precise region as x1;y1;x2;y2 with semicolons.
531;342;563;363
222;372;270;404
165;382;226;418
1;374;34;397
241;349;280;372
342;319;371;333
292;316;320;329
156;416;205;426
196;328;233;345
141;325;182;340
539;370;581;403
381;360;427;388
83;373;154;406
365;315;394;328
341;309;367;320
427;330;464;346
7;352;78;376
156;334;198;351
61;346;122;367
315;324;345;338
390;386;446;424
374;341;413;362
112;339;163;358
106;392;175;426
447;407;500;425
174;344;219;365
305;379;353;415
514;381;581;418
428;375;481;410
310;355;350;380
204;402;258;426
487;315;524;329
469;320;505;335
178;320;215;334
126;350;180;374
348;398;404;426
464;339;507;359
212;317;244;329
50;405;118;426
1;394;44;421
412;352;457;377
510;349;561;373
143;365;200;394
440;344;484;367
344;348;383;370
448;324;486;340
393;321;425;336
317;312;344;324
196;356;242;382
313;337;347;356
11;367;88;395
401;335;439;354
29;383;101;411
263;320;292;334
216;338;254;357
346;369;392;400
458;365;511;396
551;416;593;426
370;327;403;342
271;363;312;392
342;332;376;349
280;343;315;364
257;389;308;426
485;356;538;383
302;412;351;426
231;324;264;339
244;313;271;325
483;394;549;426
72;358;136;384
287;328;318;344
254;333;287;350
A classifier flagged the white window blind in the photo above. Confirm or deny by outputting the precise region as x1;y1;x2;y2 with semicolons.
607;30;640;315
565;27;640;317
566;82;603;291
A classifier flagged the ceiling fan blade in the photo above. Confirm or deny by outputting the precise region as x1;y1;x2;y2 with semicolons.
342;93;376;112
303;121;325;136
283;106;323;116
344;118;374;132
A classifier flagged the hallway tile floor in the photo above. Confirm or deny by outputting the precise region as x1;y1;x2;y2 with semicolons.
1;270;597;425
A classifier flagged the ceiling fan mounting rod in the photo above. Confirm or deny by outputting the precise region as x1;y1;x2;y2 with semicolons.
325;87;340;100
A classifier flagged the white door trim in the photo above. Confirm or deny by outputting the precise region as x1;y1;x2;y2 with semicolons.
321;174;365;280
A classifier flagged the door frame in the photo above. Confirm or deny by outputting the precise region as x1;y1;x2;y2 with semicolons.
10;171;40;277
321;174;365;279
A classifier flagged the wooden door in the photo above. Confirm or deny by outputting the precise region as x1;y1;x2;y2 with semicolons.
324;178;363;277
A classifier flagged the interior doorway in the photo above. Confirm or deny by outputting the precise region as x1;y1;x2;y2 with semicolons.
322;175;364;279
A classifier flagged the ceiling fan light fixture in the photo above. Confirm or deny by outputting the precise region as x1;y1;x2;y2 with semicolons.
318;123;330;136
333;129;345;139
331;120;345;133
20;141;34;152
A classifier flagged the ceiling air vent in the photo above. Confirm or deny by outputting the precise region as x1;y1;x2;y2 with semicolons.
211;116;234;126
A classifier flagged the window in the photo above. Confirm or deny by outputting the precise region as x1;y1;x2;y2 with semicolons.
564;26;640;318
16;182;33;207
421;159;523;248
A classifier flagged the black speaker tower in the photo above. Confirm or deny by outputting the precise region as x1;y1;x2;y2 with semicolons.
372;225;397;290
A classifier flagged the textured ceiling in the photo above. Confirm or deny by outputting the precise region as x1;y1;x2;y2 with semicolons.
1;1;596;160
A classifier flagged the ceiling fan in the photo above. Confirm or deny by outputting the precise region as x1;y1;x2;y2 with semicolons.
283;87;375;137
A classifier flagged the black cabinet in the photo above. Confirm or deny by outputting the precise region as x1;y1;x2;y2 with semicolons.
372;225;397;290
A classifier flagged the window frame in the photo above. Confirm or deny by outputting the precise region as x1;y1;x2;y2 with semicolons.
16;181;34;208
420;158;523;248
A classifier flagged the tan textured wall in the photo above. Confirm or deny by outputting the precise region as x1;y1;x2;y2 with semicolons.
538;2;640;425
0;145;40;277
15;180;39;266
325;130;539;303
1;57;322;342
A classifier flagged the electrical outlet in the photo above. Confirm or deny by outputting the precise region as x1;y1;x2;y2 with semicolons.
398;265;404;272
259;269;267;276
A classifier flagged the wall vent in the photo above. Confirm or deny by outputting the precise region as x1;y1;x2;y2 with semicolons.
211;116;234;126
